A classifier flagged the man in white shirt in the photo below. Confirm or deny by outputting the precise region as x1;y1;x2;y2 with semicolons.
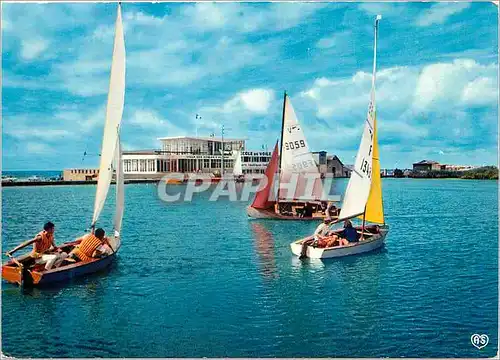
314;218;332;242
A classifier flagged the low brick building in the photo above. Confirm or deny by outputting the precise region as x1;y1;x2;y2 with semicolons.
412;160;444;172
327;155;351;177
63;168;99;181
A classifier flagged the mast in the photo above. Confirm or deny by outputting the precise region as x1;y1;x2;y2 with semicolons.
361;16;380;234
277;91;287;202
338;15;380;222
372;15;381;98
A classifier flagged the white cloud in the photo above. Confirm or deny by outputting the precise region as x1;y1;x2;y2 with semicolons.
20;38;49;60
358;3;404;17
5;126;74;140
182;2;325;33
52;106;106;133
316;31;352;50
123;11;165;26
128;110;166;128
461;77;498;106
301;66;419;120
413;59;497;110
416;2;471;27
26;142;54;154
300;58;497;156
184;2;229;30
235;89;275;114
192;88;278;144
379;121;429;140
92;24;116;41
125;109;187;139
303;59;498;118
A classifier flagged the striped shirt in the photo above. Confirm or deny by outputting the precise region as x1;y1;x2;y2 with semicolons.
73;233;103;262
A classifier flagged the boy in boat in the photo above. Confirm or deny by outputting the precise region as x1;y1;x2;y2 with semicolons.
5;221;67;270
299;218;333;258
65;228;113;263
314;218;331;242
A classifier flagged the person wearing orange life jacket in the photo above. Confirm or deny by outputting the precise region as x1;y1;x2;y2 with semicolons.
67;228;113;262
5;221;67;270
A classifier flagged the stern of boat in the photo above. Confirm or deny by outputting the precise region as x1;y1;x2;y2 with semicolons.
2;263;23;285
247;206;273;219
290;237;325;258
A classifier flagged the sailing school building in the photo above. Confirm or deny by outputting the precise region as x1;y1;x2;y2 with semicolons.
122;136;272;177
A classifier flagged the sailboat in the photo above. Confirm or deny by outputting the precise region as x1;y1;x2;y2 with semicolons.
247;93;338;220
232;146;245;182
2;4;126;286
290;15;388;258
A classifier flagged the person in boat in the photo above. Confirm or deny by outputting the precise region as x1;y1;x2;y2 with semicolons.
303;202;314;218
314;218;343;248
337;219;360;246
5;221;67;270
65;228;113;263
313;218;331;242
321;201;328;215
327;203;338;217
299;218;334;258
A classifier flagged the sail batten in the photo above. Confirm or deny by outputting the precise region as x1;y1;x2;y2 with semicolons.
91;4;126;226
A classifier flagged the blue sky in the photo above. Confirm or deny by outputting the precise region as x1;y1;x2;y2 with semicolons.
2;1;498;170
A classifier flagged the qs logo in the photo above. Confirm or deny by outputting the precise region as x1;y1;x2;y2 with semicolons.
470;334;489;349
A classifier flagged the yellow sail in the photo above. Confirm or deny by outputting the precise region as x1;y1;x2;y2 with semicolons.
359;115;385;224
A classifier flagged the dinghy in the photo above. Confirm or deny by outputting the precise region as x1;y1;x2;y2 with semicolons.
291;15;388;258
247;93;338;220
2;4;126;286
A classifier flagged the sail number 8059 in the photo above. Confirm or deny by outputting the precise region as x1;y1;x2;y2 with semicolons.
285;140;306;151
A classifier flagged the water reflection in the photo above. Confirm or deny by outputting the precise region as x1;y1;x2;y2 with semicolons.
291;256;325;272
250;222;278;280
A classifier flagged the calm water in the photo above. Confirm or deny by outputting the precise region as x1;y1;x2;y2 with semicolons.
2;170;62;180
2;179;498;358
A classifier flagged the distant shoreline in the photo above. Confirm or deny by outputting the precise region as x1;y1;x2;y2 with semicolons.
2;176;497;187
1;179;158;187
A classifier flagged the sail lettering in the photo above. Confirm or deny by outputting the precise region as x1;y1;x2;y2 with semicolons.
284;140;306;151
292;160;314;171
360;158;372;179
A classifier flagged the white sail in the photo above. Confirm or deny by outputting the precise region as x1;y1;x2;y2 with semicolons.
279;95;323;201
114;140;124;236
233;148;243;176
339;15;381;221
91;4;126;227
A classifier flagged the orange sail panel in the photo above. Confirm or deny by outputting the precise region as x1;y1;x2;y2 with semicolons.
251;142;279;209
